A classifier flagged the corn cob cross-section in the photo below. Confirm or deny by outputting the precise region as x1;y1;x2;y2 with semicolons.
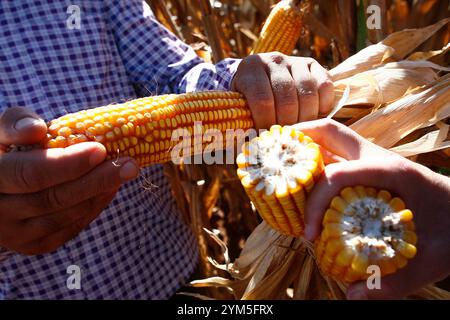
236;126;417;283
236;125;324;237
315;187;417;283
44;91;254;167
252;0;305;55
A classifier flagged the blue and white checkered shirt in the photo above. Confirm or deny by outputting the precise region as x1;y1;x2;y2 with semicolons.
0;0;239;299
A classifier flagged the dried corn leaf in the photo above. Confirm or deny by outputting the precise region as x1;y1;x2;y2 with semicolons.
381;18;450;60
241;245;279;298
190;276;235;288
292;254;314;299
241;247;299;299
390;123;450;157
231;222;280;271
407;42;450;62
329;43;394;81
330;19;449;81
334;66;437;106
351;74;450;148
203;228;231;272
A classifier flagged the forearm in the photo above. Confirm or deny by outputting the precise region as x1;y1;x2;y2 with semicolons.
173;58;241;93
108;0;240;96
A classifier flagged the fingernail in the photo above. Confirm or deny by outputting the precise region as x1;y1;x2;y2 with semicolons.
119;161;139;181
347;288;368;300
15;117;44;131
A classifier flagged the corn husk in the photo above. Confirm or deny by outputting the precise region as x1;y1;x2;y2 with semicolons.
351;74;450;148
329;43;394;81
407;42;450;62
381;17;450;60
390;122;450;157
193;222;450;300
332;63;439;110
329;18;449;81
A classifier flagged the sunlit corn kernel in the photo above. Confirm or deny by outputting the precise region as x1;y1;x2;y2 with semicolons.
330;196;348;212
325;238;344;256
105;132;115;141
335;247;354;267
57;127;72;138
389;197;405;211
323;223;342;240
150;110;159;121
130;137;138;146
121;125;130;136
341;187;358;203
323;209;341;225
398;209;413;222
394;239;417;259
46;139;58;148
351;253;369;274
377;190;392;202
144;135;153;143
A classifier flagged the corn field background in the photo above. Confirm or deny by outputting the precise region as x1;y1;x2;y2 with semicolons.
145;0;449;299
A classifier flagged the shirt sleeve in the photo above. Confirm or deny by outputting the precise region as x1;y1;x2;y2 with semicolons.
105;0;241;97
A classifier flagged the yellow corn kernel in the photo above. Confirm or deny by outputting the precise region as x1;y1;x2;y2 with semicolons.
394;239;417;259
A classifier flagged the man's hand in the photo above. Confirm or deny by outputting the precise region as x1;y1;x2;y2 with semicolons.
0;107;139;256
232;52;334;130
293;119;450;299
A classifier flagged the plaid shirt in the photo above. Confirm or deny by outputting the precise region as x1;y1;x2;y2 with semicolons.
0;0;239;299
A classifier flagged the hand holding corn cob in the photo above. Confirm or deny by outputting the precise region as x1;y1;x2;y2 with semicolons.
270;120;450;299
236;122;418;284
0;107;139;255
232;53;334;130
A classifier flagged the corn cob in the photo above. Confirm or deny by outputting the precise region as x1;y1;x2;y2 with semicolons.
315;187;417;283
44;91;254;167
251;0;305;55
236;125;324;237
236;126;417;282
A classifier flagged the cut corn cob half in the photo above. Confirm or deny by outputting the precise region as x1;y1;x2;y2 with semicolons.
236;125;324;237
251;0;304;55
315;187;417;283
44;91;254;167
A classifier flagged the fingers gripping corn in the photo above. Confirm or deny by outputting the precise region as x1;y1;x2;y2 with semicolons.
236;125;417;283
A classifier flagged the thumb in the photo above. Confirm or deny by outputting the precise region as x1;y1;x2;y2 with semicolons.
0;107;48;146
